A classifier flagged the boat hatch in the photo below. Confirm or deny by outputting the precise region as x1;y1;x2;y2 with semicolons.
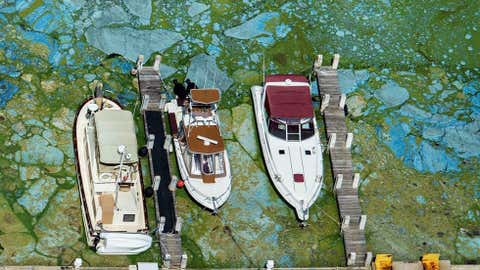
191;88;220;104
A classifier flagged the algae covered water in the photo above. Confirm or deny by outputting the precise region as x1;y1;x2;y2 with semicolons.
0;0;479;267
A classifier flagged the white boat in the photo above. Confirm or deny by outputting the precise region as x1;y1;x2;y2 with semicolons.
251;74;323;221
166;88;231;212
73;96;152;255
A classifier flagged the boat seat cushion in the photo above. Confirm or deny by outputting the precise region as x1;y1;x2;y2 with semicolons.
100;194;114;224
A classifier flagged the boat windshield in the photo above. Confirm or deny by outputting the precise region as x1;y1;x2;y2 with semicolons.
190;153;225;176
268;117;315;141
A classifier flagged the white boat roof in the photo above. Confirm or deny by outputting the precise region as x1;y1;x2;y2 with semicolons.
95;110;138;164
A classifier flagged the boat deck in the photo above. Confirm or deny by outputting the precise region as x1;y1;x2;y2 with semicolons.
314;55;369;267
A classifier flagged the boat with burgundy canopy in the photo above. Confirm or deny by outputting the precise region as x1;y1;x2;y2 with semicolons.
251;74;323;221
166;88;231;212
73;91;152;255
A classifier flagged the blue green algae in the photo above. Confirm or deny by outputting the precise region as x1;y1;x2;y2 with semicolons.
0;0;479;267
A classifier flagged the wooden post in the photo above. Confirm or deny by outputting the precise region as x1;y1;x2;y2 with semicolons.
346;133;353;149
265;260;275;270
158;216;165;234
329;133;336;149
365;252;373;267
359;215;367;230
341;215;350;232
153;55;162;71
332;53;340;70
137;55;144;71
147;134;155;150
164;134;172;151
353;173;360;189
141;94;150;111
159;93;167;110
169;175;178;192
180;254;188;269
163;254;171;269
314;54;323;71
175;216;183;233
153;176;160;191
321;94;330;112
347;252;356;266
335;174;343;191
339;94;346;109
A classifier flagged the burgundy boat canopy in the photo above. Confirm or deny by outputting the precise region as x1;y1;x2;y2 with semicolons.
265;75;314;119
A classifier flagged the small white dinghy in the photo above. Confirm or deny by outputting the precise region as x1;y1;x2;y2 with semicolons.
251;74;323;221
73;95;152;255
166;88;232;212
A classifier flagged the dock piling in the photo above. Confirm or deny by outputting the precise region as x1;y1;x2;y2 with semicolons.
321;94;330;112
341;215;350;232
314;54;323;71
147;134;155;150
153;55;162;72
359;215;367;230
329;133;337;149
346;133;353;149
153;176;160;191
347;252;357;266
353;173;360;189
335;174;343;191
339;94;346;109
332;54;340;70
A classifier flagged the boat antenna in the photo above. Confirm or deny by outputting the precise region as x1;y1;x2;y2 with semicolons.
114;145;127;210
212;69;217;89
262;53;266;84
203;69;208;89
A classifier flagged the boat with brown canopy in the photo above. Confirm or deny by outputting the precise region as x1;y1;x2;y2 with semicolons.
166;88;231;212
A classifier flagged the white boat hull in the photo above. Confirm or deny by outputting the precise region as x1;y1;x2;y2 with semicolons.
73;97;152;255
174;139;232;211
251;85;324;221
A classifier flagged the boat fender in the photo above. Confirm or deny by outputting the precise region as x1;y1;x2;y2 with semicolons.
176;179;184;188
144;186;154;198
138;146;148;157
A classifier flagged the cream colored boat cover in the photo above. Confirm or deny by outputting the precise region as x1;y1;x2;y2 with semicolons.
95;110;138;164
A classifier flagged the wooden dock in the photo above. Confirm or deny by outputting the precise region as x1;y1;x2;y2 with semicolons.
134;55;186;269
314;54;370;267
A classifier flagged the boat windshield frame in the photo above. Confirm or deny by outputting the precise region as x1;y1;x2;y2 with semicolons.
267;117;315;142
187;152;226;177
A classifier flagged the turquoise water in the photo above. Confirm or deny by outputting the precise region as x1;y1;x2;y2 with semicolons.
0;0;479;267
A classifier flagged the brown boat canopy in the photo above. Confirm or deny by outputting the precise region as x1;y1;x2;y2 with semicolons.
186;125;225;154
190;88;220;104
